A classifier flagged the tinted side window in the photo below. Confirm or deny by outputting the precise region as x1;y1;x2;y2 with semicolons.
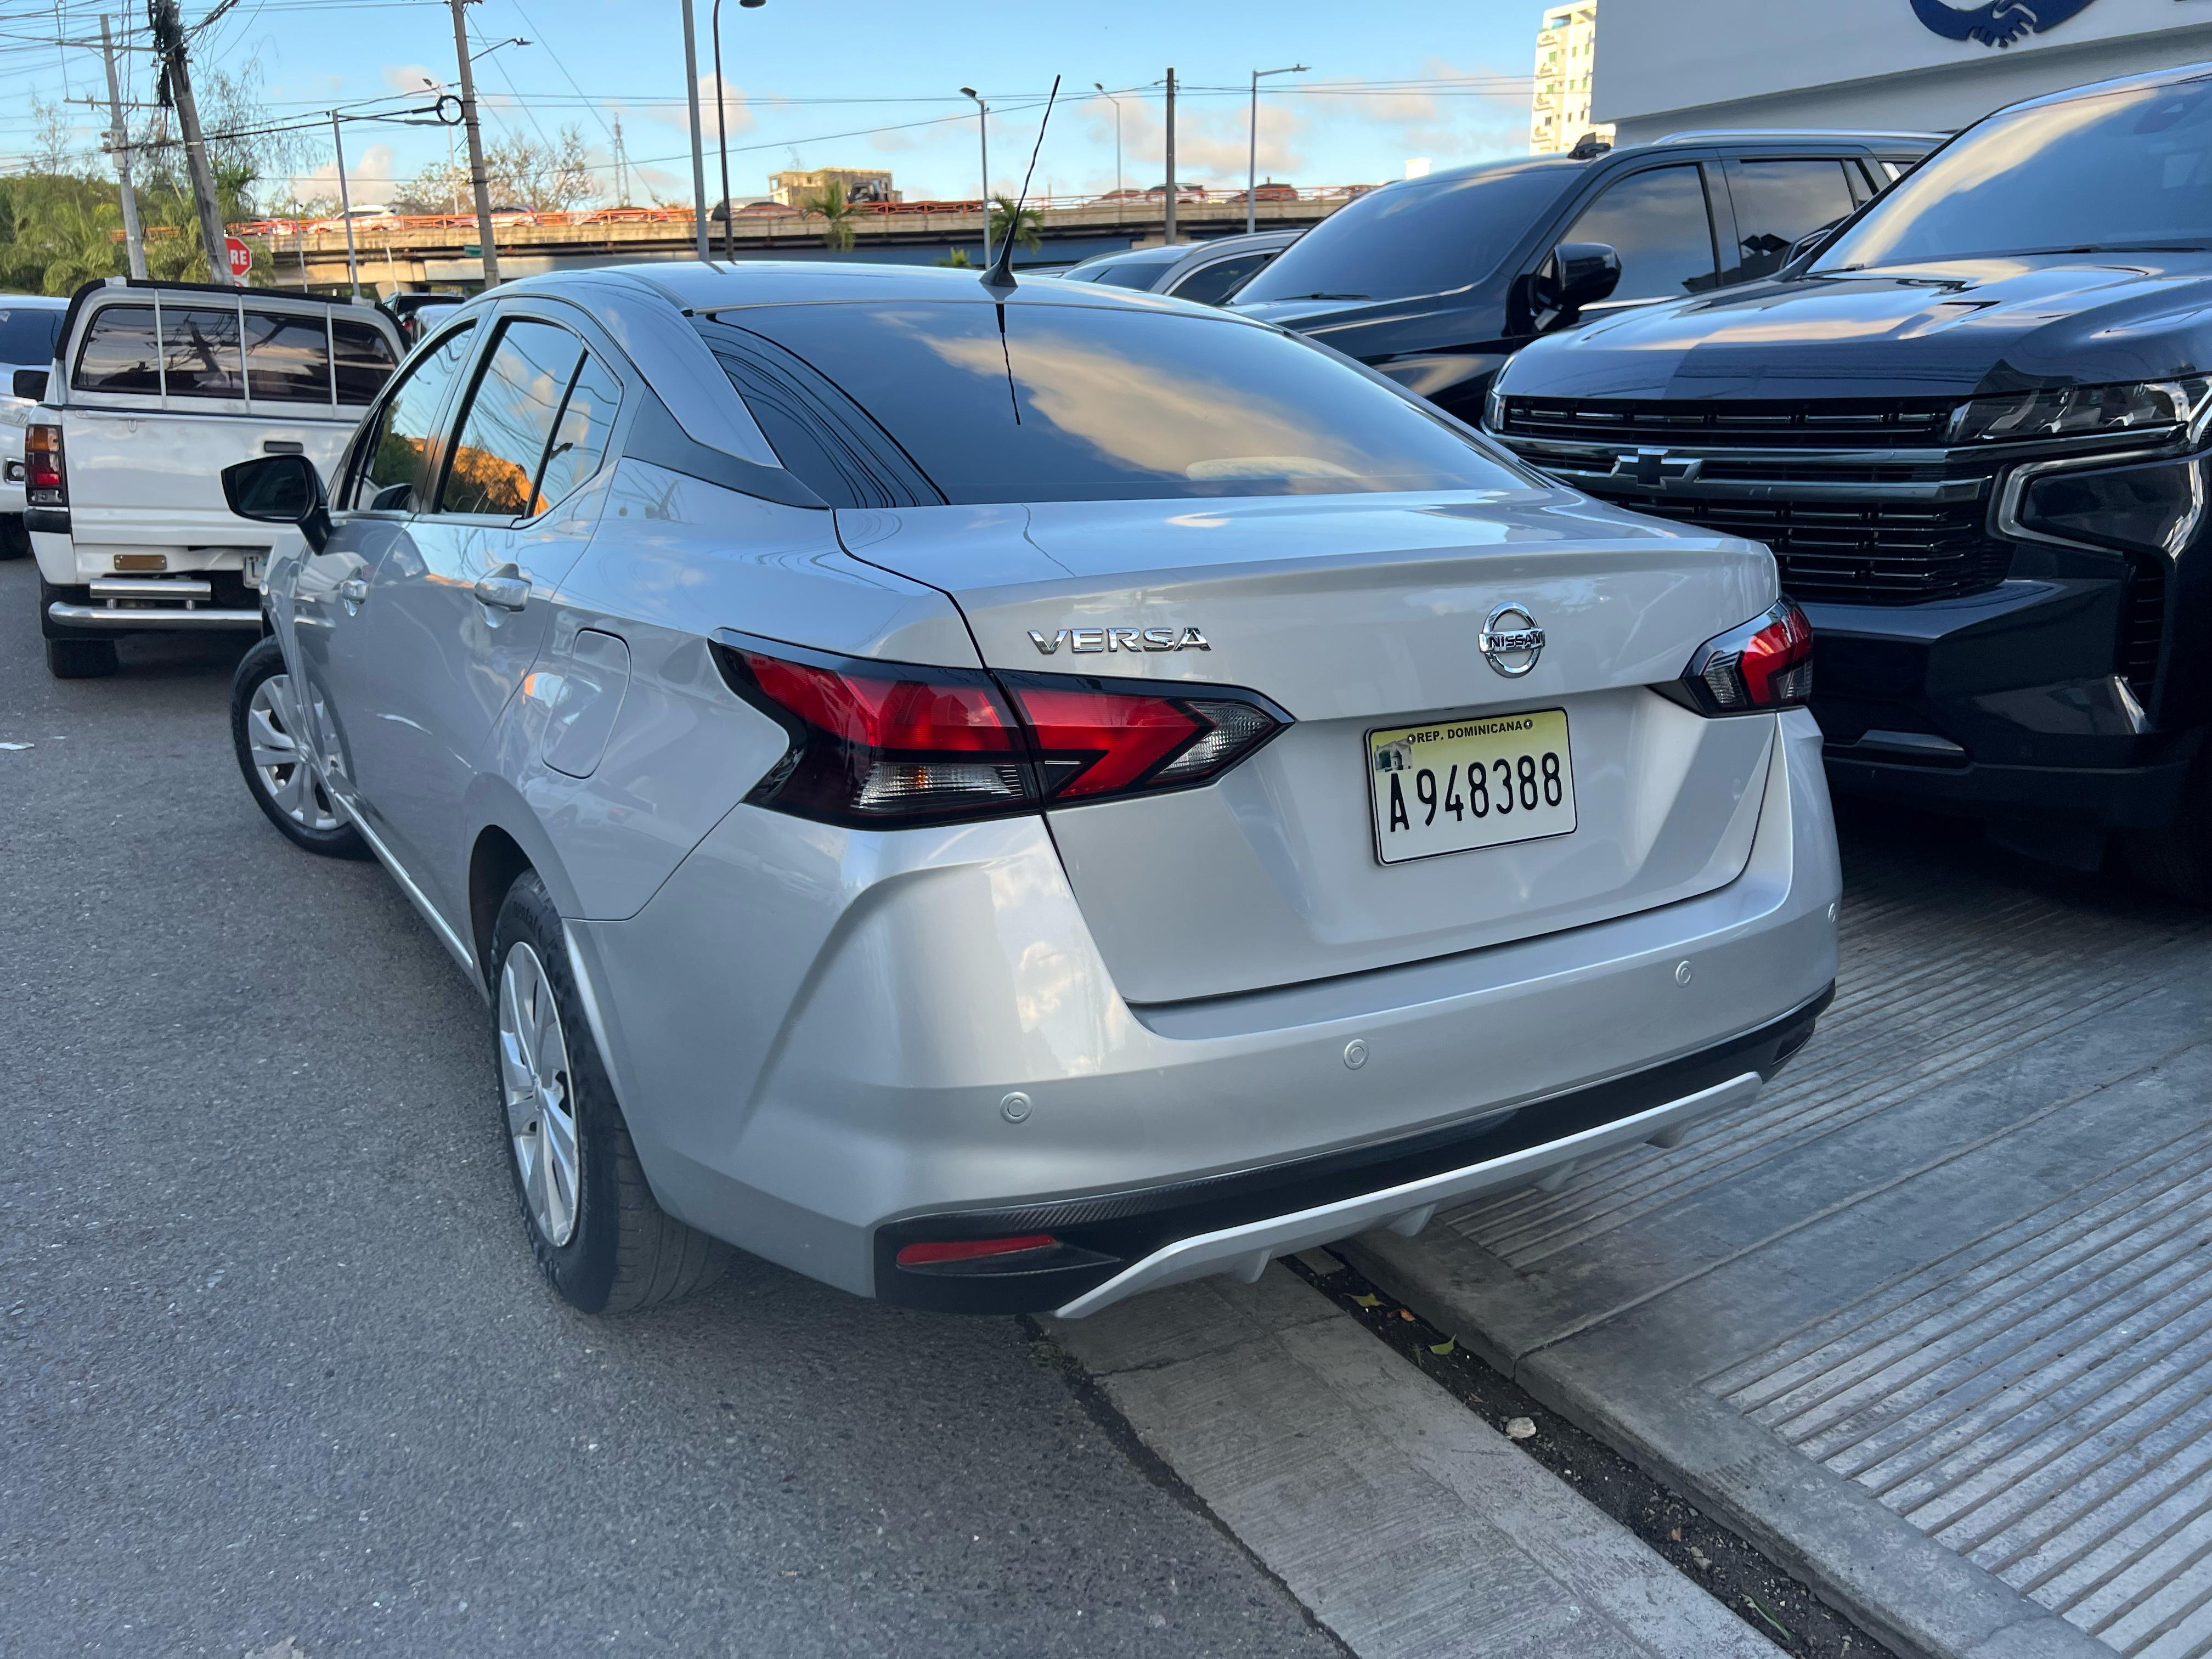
438;319;580;517
332;319;398;404
1171;252;1273;306
1092;261;1171;291
244;311;331;403
1724;160;1860;284
0;307;61;365
348;324;475;512
1561;165;1719;304
162;305;244;398
534;349;620;507
72;306;161;392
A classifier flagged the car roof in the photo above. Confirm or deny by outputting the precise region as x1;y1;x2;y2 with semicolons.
511;259;1251;317
0;293;72;308
1405;130;1932;197
1997;56;2212;117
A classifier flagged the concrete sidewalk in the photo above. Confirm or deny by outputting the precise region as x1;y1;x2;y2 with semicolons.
1353;817;2212;1659
1048;1266;1779;1659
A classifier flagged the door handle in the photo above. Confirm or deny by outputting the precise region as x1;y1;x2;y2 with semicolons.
337;577;368;612
472;563;530;612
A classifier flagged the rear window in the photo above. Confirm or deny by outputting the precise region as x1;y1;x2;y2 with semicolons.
161;305;244;397
244;309;330;402
0;306;60;366
710;300;1525;505
72;306;160;392
333;319;398;404
1236;165;1580;306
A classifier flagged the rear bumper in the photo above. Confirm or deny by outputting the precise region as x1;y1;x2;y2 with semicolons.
1806;581;2196;830
48;601;262;631
568;708;1841;1314
890;989;1827;1316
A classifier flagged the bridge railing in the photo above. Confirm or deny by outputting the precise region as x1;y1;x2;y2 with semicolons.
227;183;1377;240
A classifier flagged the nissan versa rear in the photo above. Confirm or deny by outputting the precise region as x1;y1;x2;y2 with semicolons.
218;264;1840;1318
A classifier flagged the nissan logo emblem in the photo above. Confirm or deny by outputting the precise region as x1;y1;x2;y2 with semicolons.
1480;604;1545;678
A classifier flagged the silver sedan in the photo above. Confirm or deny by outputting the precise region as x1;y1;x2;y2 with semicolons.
219;262;1839;1318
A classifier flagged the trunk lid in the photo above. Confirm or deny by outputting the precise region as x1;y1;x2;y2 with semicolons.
838;490;1781;1005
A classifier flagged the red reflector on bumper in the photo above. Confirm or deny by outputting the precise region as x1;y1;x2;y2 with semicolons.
895;1234;1058;1266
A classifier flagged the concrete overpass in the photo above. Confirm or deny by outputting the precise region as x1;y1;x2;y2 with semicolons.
235;189;1366;295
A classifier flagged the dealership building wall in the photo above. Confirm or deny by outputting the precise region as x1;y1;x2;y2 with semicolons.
1594;0;2212;143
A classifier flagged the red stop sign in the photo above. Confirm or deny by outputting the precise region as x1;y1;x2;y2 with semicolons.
224;235;251;283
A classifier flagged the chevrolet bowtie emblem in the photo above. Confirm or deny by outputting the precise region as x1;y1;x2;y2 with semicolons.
1612;447;1703;487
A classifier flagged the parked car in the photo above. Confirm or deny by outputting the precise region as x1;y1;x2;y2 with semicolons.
0;293;68;560
216;262;1839;1318
1233;130;1939;424
1231;181;1301;205
1058;231;1301;306
24;277;402;678
384;290;467;346
1482;65;2212;897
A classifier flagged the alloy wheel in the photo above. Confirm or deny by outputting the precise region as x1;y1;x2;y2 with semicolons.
499;941;580;1247
245;673;346;832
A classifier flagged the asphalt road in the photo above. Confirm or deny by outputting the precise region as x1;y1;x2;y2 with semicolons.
0;560;1340;1659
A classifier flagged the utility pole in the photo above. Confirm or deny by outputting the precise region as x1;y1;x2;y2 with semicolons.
99;16;145;279
612;114;629;206
329;112;359;300
447;0;501;285
149;0;232;285
680;0;708;257
1247;65;1307;234
1163;67;1176;245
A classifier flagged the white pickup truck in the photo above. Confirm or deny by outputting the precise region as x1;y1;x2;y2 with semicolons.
23;278;402;678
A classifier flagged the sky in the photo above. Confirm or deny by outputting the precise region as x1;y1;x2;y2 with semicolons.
0;0;1549;211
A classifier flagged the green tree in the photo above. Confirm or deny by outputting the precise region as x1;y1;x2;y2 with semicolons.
13;188;122;294
803;179;857;252
989;194;1042;255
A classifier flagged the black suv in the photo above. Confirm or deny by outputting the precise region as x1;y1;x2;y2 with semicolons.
1483;64;2212;897
1233;131;1935;424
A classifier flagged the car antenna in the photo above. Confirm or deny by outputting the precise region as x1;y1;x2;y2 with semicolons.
980;74;1059;294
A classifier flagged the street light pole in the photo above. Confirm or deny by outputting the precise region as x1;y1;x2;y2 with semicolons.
711;0;765;261
1247;64;1307;234
680;0;708;257
330;112;360;301
960;87;990;266
1093;82;1121;223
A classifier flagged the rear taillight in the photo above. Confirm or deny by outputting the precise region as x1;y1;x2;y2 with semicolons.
25;422;63;505
1673;600;1814;715
713;640;1288;827
895;1235;1057;1266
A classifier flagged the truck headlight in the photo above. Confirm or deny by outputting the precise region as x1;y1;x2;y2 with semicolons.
1951;379;2212;445
2011;451;2208;557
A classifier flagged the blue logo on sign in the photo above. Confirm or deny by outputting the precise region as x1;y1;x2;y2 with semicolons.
1910;0;2096;47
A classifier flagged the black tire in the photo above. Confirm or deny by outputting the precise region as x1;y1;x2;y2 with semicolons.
229;636;369;859
45;636;116;678
490;871;731;1313
2123;756;2212;902
0;515;29;560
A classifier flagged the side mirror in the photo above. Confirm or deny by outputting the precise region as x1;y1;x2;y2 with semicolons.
13;367;48;402
222;453;330;553
1782;217;1849;273
1528;241;1622;329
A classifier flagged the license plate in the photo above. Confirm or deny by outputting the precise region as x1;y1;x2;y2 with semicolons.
1368;708;1576;864
243;552;267;589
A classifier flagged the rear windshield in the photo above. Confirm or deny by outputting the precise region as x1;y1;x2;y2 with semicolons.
1816;78;2212;269
708;300;1525;505
0;305;61;366
1235;165;1580;305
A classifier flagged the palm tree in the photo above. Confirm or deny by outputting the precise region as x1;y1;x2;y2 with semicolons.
933;247;973;268
989;194;1042;255
803;180;857;253
15;189;122;294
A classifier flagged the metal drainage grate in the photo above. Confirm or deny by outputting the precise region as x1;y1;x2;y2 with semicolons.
1707;1121;2212;1657
1441;849;2210;1273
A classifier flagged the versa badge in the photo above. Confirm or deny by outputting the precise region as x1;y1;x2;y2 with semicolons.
1029;626;1212;654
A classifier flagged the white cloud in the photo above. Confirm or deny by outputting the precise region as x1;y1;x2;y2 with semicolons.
1077;97;1308;188
697;74;754;142
382;62;444;95
291;141;397;207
